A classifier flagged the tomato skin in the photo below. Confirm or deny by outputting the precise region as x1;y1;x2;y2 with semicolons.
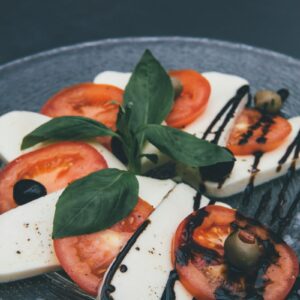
227;109;292;155
172;205;299;300
54;199;153;296
0;142;107;213
166;70;211;128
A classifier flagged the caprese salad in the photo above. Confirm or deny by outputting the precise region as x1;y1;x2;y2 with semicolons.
0;49;299;300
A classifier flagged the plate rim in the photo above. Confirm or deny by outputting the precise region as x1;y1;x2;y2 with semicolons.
1;36;300;73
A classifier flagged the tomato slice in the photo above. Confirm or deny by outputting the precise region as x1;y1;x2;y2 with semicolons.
227;109;292;155
54;198;153;296
166;70;211;128
0;142;107;213
41;82;123;132
172;205;298;300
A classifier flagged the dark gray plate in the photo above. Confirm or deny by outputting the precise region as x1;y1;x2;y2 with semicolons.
0;37;299;299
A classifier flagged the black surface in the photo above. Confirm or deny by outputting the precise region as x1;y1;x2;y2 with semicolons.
1;0;300;65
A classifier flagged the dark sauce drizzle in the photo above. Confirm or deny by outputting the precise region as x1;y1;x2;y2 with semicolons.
255;189;272;220
161;270;179;300
276;130;300;172
242;151;263;206
270;130;300;225
277;189;300;236
100;220;150;300
193;184;206;211
202;85;250;144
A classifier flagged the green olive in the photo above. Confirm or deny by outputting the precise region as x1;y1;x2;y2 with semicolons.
171;76;183;98
224;229;263;272
254;90;282;114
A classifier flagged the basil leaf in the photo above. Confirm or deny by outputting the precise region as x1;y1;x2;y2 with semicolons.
145;125;234;167
123;49;174;133
21;116;118;150
116;105;142;173
53;169;139;238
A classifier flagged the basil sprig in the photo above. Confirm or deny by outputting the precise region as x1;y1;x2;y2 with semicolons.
122;49;174;140
21;116;118;150
53;169;138;239
145;125;233;167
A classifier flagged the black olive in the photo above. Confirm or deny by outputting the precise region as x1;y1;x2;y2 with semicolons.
13;179;47;205
199;148;235;182
224;229;264;272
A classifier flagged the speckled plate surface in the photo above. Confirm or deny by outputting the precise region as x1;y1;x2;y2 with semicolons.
0;37;300;299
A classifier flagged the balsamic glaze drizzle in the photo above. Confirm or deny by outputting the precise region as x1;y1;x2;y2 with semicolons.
255;189;272;220
277;189;300;236
193;184;206;211
270;130;300;225
161;270;179;300
202;85;250;144
277;130;300;172
100;220;150;300
242;151;263;206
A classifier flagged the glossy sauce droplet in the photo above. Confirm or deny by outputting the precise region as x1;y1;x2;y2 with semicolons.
119;264;128;273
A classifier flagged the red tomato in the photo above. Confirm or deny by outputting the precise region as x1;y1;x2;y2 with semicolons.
227;109;292;155
41;83;123;149
54;198;153;296
0;142;107;213
41;83;123;129
166;70;211;128
172;205;298;300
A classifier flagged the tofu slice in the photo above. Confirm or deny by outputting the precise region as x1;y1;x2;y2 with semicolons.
0;111;126;170
98;183;230;300
0;176;176;282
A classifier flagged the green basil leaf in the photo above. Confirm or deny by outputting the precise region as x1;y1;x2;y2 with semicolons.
123;49;174;133
145;125;234;167
53;169;139;239
115;105;142;173
21;116;118;150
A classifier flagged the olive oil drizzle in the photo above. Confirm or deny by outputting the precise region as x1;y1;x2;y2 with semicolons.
100;220;150;300
202;85;250;144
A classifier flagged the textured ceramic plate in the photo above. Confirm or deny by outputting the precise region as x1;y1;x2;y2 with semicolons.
0;37;300;299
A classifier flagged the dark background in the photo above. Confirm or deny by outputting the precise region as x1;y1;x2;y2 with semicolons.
1;0;300;65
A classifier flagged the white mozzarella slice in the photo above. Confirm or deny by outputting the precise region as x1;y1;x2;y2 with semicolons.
205;117;300;197
0;111;126;170
98;183;230;300
94;71;131;90
0;176;176;282
184;72;249;146
0;190;62;282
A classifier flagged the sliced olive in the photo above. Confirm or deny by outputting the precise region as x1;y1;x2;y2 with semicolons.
199;148;235;182
170;76;183;98
224;229;264;272
254;90;282;114
13;179;47;205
